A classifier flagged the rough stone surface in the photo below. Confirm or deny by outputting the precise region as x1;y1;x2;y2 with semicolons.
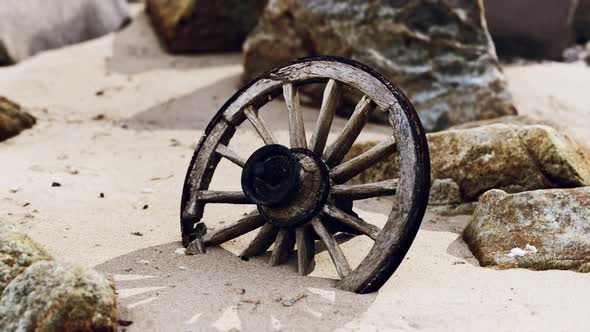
0;261;117;332
0;97;36;141
146;0;267;53
243;0;516;131
0;222;51;294
429;179;462;205
0;0;129;64
346;125;590;202
464;187;590;272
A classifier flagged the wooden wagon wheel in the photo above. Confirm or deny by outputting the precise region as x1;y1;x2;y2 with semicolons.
180;56;430;294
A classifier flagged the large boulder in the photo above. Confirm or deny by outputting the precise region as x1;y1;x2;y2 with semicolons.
243;0;516;131
146;0;267;53
464;187;590;272
346;124;590;202
0;97;36;141
484;0;577;60
0;223;52;294
0;261;118;332
0;0;129;65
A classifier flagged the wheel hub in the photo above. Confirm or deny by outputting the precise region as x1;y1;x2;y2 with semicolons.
241;144;330;228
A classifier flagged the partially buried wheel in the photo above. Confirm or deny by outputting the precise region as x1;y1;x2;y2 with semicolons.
180;56;430;294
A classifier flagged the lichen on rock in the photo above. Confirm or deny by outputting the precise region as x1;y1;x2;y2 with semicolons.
0;261;117;332
0;96;36;142
243;0;516;131
463;187;590;272
0;222;52;294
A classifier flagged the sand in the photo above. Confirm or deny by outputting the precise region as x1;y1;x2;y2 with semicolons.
1;6;589;332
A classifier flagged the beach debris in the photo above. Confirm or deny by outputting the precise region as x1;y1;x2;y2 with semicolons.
464;187;590;272
143;204;149;210
174;248;186;255
99;192;105;198
278;294;307;307
131;231;144;237
51;182;61;187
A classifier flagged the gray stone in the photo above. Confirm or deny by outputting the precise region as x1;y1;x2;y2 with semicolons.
0;261;117;331
464;187;590;272
0;96;36;142
0;0;129;64
0;222;51;294
146;0;267;53
243;0;516;131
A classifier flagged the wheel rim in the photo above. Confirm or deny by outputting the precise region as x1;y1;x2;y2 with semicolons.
180;56;430;294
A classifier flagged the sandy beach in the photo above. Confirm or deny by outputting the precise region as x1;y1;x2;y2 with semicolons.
1;7;590;332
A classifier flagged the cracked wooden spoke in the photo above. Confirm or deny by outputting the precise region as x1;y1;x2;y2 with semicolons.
295;225;315;275
322;204;380;240
331;179;398;200
283;83;307;148
311;217;351;278
240;223;279;259
203;211;265;246
323;96;375;167
330;136;397;183
197;191;253;204
309;79;341;155
243;105;277;145
216;144;246;168
269;229;296;266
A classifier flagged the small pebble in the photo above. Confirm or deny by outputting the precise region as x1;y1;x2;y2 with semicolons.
9;186;20;193
143;204;149;210
51;182;61;187
174;248;186;255
99;193;105;198
131;231;144;236
178;266;188;270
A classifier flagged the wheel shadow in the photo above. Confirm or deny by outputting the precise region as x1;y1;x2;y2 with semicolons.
95;242;376;331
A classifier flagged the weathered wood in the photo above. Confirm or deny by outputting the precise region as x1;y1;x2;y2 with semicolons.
216;144;246;168
322;204;380;240
295;225;315;275
240;223;279;259
283;83;307;148
309;79;341;155
322;96;375;167
269;228;296;266
311;217;352;278
243;105;277;145
197;190;253;204
331;179;398;200
330;136;397;183
203;211;265;246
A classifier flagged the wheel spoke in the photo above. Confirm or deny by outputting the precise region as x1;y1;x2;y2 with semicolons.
322;96;375;167
295;225;315;275
269;228;296;266
240;223;279;259
197;190;253;204
311;217;352;278
309;79;341;155
203;211;265;246
330;136;397;183
216;144;247;168
322;204;380;240
243;105;277;145
331;179;398;200
283;83;307;148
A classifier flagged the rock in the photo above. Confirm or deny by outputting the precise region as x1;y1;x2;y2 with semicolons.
0;261;117;331
243;0;516;131
429;179;462;206
0;97;36;141
448;115;558;130
0;222;52;294
146;0;267;53
575;0;590;43
464;187;590;272
484;0;577;60
0;0;129;64
346;125;590;202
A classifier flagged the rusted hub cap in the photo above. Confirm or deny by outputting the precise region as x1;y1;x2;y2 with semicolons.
241;145;330;228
